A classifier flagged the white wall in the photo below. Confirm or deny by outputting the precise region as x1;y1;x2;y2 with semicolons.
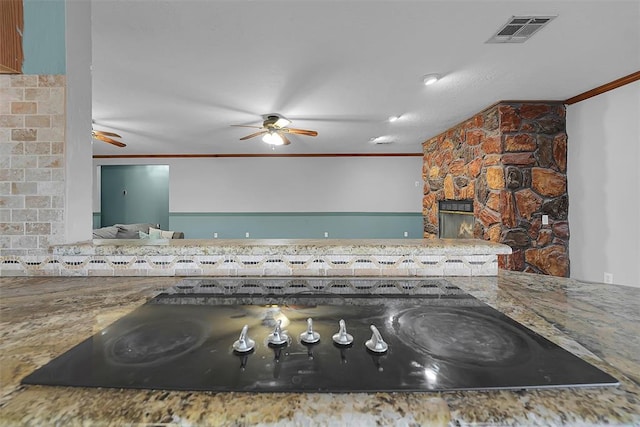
93;156;424;213
65;0;93;242
567;81;640;287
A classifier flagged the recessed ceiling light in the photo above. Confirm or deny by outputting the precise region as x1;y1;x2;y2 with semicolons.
422;73;440;86
369;136;394;145
388;115;400;122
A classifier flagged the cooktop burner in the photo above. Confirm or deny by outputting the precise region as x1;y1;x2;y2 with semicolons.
107;318;207;366
22;278;618;393
394;307;532;367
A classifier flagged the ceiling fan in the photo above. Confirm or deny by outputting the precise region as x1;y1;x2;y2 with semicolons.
231;115;318;146
91;129;126;147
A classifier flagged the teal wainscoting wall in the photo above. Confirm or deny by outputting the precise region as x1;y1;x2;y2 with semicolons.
93;213;101;229
93;212;423;238
166;212;423;239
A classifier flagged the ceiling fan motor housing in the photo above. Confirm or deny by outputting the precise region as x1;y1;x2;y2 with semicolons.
264;115;282;128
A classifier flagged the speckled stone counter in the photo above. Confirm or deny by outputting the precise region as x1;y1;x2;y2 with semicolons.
1;239;511;277
1;271;638;426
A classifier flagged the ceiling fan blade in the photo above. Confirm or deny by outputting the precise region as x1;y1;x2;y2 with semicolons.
239;130;268;140
286;128;318;137
93;133;126;147
231;125;264;129
92;130;121;138
281;134;291;145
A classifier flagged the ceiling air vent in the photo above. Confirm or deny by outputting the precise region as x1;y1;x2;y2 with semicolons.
486;15;557;43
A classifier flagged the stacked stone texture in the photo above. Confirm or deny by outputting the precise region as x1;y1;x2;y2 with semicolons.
422;102;569;277
0;75;66;256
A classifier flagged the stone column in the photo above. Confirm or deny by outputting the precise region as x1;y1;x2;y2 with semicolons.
0;75;66;256
422;101;569;277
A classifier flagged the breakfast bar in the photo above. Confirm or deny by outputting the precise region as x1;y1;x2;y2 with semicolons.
3;238;511;277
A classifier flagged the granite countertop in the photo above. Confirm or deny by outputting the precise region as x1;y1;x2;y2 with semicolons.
1;271;639;426
53;238;513;256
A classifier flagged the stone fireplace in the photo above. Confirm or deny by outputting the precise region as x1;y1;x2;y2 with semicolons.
422;101;569;277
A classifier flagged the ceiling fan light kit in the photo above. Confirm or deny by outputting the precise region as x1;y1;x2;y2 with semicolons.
232;114;317;147
262;131;285;145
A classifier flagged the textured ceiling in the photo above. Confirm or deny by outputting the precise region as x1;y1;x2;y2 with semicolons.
90;0;640;155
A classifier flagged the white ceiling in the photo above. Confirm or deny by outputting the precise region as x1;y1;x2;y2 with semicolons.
90;0;640;155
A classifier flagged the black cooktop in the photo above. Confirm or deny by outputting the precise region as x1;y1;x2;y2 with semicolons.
22;278;619;393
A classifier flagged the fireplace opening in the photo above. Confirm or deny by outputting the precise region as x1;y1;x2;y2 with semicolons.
439;200;475;239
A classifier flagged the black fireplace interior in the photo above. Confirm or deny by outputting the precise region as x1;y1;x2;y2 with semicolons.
439;199;475;239
22;278;618;393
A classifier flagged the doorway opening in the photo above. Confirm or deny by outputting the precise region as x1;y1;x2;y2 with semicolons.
100;165;169;229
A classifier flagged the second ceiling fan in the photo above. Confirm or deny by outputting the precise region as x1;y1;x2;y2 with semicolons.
92;129;126;147
231;115;317;146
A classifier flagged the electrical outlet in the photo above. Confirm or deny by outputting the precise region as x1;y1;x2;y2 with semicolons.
542;215;549;225
603;272;613;284
324;232;329;238
403;231;408;237
245;232;250;238
213;232;218;238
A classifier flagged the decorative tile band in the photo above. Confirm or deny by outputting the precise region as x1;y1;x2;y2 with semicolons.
0;253;499;277
159;277;468;298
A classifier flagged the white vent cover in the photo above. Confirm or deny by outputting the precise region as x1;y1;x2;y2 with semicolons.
487;15;557;43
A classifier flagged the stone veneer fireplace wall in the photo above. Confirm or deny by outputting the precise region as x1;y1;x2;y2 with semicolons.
422;102;569;277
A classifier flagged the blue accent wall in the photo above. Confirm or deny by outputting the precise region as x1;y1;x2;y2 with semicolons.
22;0;66;74
167;212;423;239
100;165;170;229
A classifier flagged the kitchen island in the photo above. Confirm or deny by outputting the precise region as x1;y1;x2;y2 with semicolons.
1;270;638;426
